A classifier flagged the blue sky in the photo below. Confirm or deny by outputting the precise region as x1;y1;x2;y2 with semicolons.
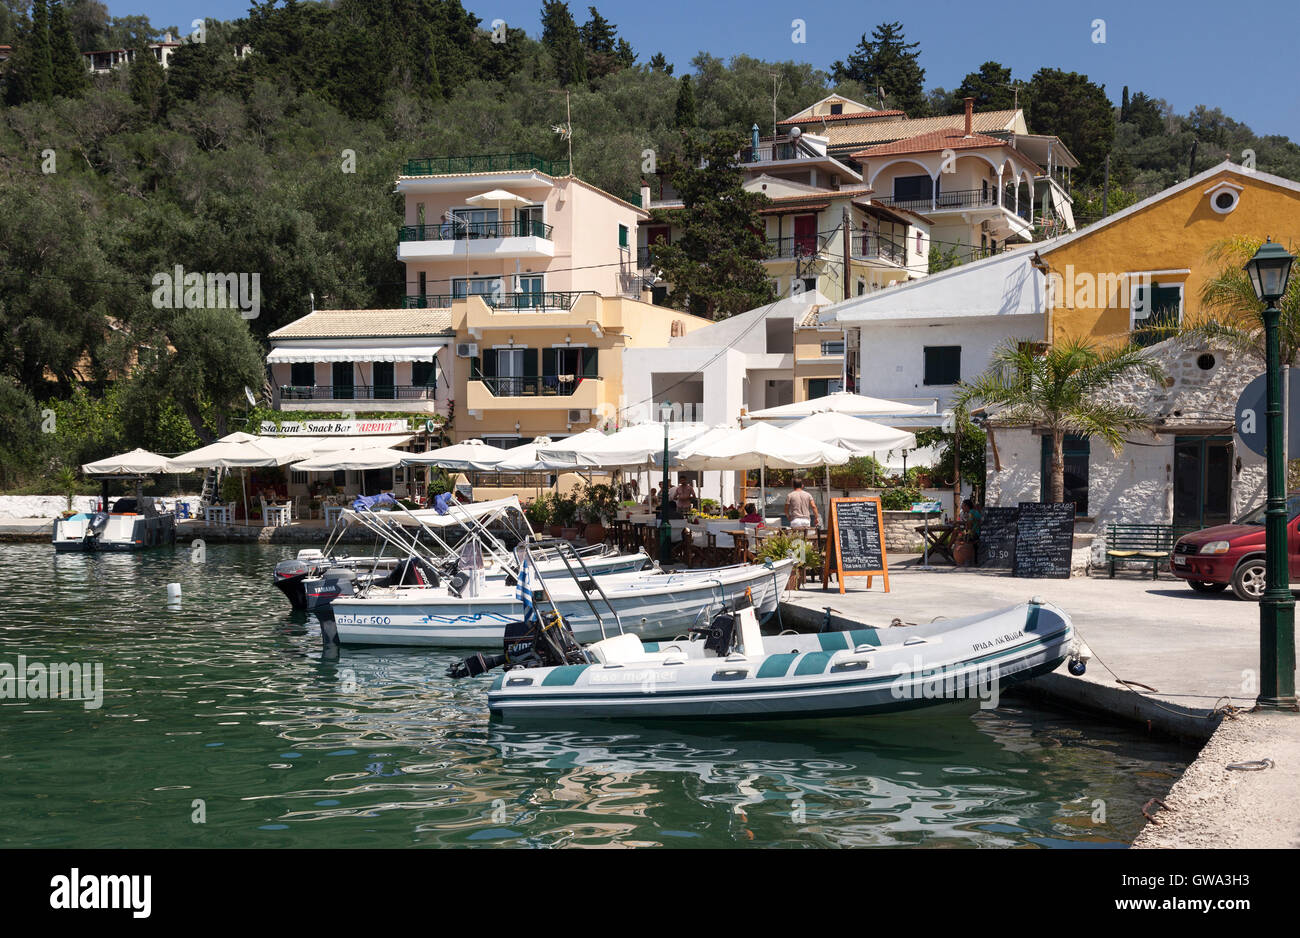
111;0;1300;140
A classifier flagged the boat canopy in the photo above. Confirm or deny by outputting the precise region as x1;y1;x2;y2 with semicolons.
339;495;524;528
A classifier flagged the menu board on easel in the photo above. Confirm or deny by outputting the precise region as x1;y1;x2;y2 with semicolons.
978;506;1019;569
1013;501;1075;579
829;497;889;593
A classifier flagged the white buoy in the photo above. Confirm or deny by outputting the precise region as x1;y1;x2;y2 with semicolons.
167;582;182;603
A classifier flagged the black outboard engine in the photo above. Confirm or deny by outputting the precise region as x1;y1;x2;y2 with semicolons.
273;557;315;609
690;610;737;658
447;611;591;678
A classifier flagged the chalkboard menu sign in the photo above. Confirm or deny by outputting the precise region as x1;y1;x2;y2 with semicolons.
978;506;1019;569
829;497;889;593
1013;501;1075;579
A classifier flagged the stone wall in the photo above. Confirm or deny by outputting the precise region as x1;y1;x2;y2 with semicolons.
0;495;203;519
985;338;1264;565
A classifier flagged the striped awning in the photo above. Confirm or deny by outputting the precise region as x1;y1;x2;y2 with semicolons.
266;345;444;364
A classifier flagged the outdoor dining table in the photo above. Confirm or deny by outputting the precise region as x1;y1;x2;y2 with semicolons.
264;504;292;526
203;505;232;525
324;505;347;527
915;522;957;564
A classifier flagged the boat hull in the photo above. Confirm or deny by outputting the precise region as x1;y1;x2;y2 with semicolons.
486;601;1074;722
52;512;176;552
325;560;794;648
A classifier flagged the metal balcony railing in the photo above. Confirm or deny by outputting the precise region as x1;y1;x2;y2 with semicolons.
766;235;824;258
476;375;598;397
740;142;802;163
278;384;437;402
854;235;906;265
399;218;554;242
402;291;590;310
401;152;570;177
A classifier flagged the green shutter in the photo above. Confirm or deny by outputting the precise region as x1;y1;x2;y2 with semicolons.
582;348;599;378
542;348;558;377
523;347;539;378
480;350;497;378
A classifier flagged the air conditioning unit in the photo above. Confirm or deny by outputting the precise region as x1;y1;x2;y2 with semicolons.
455;342;477;358
568;409;590;424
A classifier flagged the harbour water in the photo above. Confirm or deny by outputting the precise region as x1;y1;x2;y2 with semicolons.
0;543;1192;848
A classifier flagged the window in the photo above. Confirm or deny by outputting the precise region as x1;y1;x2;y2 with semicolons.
820;340;845;358
1041;434;1090;515
412;361;437;388
808;378;843;399
372;362;395;400
452;276;505;301
331;362;354;399
830;102;843;115
618;224;629;248
892;175;933;206
517;204;544;236
923;346;961;386
290;362;315;387
417;271;427;297
1131;281;1183;346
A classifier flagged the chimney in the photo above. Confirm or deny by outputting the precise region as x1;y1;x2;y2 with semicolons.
639;179;651;210
963;97;974;136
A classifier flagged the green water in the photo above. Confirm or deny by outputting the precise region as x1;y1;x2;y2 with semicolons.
0;542;1190;848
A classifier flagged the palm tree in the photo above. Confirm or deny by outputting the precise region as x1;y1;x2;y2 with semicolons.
955;338;1165;504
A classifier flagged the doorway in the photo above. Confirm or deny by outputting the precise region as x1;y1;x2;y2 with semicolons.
1173;436;1232;529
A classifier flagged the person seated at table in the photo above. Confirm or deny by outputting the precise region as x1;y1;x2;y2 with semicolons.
785;479;820;529
740;502;763;525
958;498;982;539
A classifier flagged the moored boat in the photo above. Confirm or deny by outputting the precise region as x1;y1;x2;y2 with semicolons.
52;497;177;552
466;597;1083;722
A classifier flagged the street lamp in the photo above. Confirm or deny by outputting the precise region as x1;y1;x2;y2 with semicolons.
1244;237;1297;712
659;403;674;564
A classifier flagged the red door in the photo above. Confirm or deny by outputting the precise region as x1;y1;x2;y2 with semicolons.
794;214;817;256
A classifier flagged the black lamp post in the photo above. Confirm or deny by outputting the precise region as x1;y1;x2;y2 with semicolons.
1244;238;1298;712
659;404;673;564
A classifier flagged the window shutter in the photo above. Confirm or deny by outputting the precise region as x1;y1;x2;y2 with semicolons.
543;348;559;377
523;347;539;377
582;348;599;378
480;350;497;378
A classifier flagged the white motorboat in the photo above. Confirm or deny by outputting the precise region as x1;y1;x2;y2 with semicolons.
323;558;795;647
52;497;176;552
455;597;1085;722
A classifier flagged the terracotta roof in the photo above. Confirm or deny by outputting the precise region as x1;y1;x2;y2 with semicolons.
802;110;1023;151
758;201;831;214
853;129;1044;175
270;308;454;340
779;110;906;125
798;303;826;327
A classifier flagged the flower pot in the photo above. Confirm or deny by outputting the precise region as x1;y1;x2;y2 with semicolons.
549;524;563;538
561;526;580;541
584;523;605;544
953;538;975;566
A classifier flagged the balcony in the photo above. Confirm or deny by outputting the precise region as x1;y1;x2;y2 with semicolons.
279;384;437;402
404;291;590;311
766;234;825;259
398;216;554;262
853;235;907;265
401;152;571;177
875;187;1033;221
399;218;554;242
467;375;604;413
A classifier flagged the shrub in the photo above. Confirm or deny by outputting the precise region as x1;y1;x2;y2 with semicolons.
879;486;922;511
755;531;823;569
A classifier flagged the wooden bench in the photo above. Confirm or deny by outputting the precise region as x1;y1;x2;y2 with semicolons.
1106;523;1174;579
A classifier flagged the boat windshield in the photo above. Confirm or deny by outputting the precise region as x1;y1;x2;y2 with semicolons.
1234;496;1300;525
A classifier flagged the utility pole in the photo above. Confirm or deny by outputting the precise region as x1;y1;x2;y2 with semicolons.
842;207;852;303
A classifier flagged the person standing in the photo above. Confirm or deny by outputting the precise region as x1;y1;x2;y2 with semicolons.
675;479;695;516
785;479;819;528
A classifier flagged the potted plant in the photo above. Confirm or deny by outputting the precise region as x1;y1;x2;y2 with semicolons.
552;492;580;540
578;483;618;545
756;531;823;590
524;493;553;533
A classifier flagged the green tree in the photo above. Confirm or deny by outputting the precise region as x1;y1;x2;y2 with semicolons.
648;52;672;75
648;129;774;319
1024;68;1115;184
673;73;696;129
914;411;986;489
127;38;167;119
956;339;1164;504
950;61;1016;113
8;0;55;105
830;21;926;116
541;0;586;86
49;0;88;97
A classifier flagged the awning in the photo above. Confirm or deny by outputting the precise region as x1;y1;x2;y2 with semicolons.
266;345;444;364
272;434;414;456
853;200;917;226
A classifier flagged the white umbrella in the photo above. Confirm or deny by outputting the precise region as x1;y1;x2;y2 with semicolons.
544;422;708;469
402;438;509;472
676;423;851;520
746;391;932;420
494;437;559;472
169;433;314;523
82;448;176;475
786;411;918;516
465;189;532;238
291;447;409;472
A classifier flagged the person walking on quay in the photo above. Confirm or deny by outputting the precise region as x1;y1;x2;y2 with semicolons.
785;479;819;529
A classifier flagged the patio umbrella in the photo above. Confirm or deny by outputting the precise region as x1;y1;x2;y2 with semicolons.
676;423;851;521
493;437;558;472
169;433;314;523
291;447;409;472
544;422;708;469
465;188;533;238
401;438;509;472
786;411;918;515
82;448;176;475
746;391;933;420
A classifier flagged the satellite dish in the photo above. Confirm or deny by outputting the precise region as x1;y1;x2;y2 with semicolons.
244;386;257;407
789;126;801;139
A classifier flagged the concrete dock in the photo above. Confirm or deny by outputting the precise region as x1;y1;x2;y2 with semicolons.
780;558;1300;848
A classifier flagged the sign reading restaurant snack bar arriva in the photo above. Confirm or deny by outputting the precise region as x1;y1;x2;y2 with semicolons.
259;420;409;435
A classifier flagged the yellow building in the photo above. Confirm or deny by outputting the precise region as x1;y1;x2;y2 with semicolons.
1039;162;1300;343
453;292;710;443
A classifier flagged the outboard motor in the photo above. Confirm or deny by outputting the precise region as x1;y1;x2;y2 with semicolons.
273;557;314;609
447;611;591;679
690;610;737;658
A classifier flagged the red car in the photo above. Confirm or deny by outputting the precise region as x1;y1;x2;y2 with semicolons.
1170;495;1300;600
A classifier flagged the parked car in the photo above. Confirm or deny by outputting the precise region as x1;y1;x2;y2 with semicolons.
1170;495;1300;600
